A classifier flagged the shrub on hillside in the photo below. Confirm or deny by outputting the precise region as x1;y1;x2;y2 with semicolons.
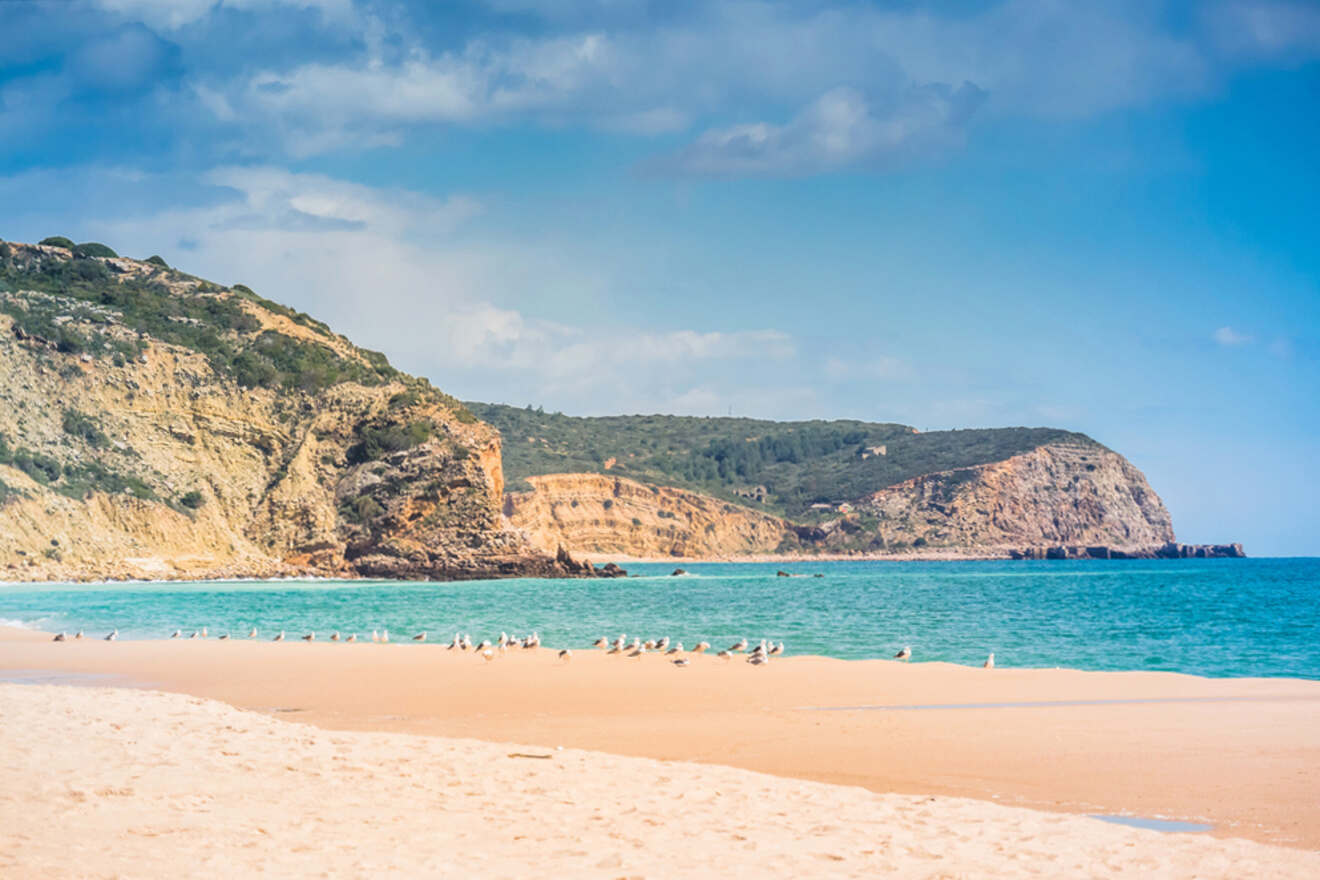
73;242;119;259
39;236;75;249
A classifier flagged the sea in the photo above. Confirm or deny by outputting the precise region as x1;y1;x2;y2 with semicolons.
1;558;1316;679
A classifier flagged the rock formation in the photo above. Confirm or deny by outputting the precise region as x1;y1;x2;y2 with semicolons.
0;240;611;582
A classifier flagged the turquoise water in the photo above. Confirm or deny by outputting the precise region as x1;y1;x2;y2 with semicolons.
1;558;1316;679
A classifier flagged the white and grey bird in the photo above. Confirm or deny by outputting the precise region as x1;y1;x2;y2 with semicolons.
628;644;646;658
747;654;768;666
412;631;427;642
371;630;380;643
104;629;118;641
218;633;230;641
346;633;358;643
607;642;623;655
768;642;784;656
475;639;492;651
666;641;683;655
273;630;285;642
643;640;657;650
52;632;67;642
201;627;208;639
984;653;995;669
672;658;690;667
895;645;912;662
692;641;710;654
593;636;608;649
461;634;473;650
170;629;182;639
523;631;540;649
656;636;670;652
74;630;84;640
613;634;626;651
558;648;572;662
248;627;258;639
448;633;461;650
189;630;200;639
302;632;315;642
727;638;748;653
381;629;390;643
330;631;341;642
482;648;495;661
499;632;510;649
717;649;732;660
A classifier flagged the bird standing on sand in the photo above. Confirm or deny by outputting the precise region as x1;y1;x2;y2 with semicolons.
248;627;258;639
692;641;710;654
74;630;84;640
727;638;748;653
559;648;572;662
895;646;912;661
666;642;683;655
768;642;784;656
330;631;341;642
593;636;608;649
346;633;358;643
482;648;495;661
748;654;768;666
984;653;995;669
628;644;646;658
302;632;315;642
189;631;200;639
273;630;285;642
381;629;390;643
656;636;670;652
371;630;380;643
413;631;427;642
717;650;731;660
475;639;492;651
53;632;66;642
218;633;230;641
672;658;690;667
104;629;118;641
201;627;208;639
170;630;182;639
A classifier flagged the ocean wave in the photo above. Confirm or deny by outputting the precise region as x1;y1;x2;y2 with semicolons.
0;617;35;629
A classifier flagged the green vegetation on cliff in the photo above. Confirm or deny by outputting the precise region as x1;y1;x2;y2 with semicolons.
468;403;1098;517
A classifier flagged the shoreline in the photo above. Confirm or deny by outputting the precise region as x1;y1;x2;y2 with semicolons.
3;625;1317;852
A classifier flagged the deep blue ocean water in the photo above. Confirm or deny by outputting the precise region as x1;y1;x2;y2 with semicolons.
2;558;1316;679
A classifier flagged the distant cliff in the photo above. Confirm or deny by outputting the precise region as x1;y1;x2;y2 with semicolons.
0;239;605;582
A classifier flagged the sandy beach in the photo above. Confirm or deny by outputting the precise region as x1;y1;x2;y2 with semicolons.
2;624;1319;877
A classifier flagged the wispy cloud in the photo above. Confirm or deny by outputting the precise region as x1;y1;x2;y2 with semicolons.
1213;325;1254;346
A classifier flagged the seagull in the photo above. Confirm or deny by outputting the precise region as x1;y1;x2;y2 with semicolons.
895;646;912;662
768;642;784;656
248;627;258;639
523;631;540;649
482;648;495;661
498;632;510;649
612;634;626;651
628;645;646;658
346;633;358;643
371;630;380;643
475;639;492;651
727;638;748;653
413;632;427;642
748;654;768;666
170;629;182;639
672;658;690;667
201;627;208;639
74;630;84;640
656;636;670;652
52;632;66;642
558;648;572;662
330;631;341;642
628;637;640;652
717;650;732;660
218;633;230;641
644;640;657;650
607;642;623;655
984;653;995;669
666;642;684;655
302;632;315;642
381;629;390;644
692;641;710;654
273;630;285;642
189;631;200;639
592;636;608;649
104;629;118;641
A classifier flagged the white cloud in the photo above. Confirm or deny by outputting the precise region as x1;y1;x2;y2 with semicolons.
94;0;354;31
63;166;797;412
658;83;985;177
1213;326;1254;346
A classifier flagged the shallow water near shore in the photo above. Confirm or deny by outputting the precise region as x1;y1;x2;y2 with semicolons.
1;557;1317;679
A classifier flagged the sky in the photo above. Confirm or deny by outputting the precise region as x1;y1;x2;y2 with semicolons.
1;0;1318;555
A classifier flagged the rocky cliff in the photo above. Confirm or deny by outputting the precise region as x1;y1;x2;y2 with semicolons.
0;239;602;582
506;473;792;558
505;443;1185;560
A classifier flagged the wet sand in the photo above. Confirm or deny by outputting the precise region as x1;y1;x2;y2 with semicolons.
3;626;1318;856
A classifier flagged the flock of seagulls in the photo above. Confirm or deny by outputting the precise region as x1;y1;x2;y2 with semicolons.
45;626;996;669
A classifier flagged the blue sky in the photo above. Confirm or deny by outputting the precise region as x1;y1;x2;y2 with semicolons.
2;0;1318;554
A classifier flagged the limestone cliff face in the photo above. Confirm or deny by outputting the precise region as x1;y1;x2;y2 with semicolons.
508;443;1177;559
0;241;590;582
506;473;791;558
854;442;1175;552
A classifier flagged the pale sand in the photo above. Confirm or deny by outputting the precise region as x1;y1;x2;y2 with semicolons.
3;683;1318;879
3;627;1320;871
